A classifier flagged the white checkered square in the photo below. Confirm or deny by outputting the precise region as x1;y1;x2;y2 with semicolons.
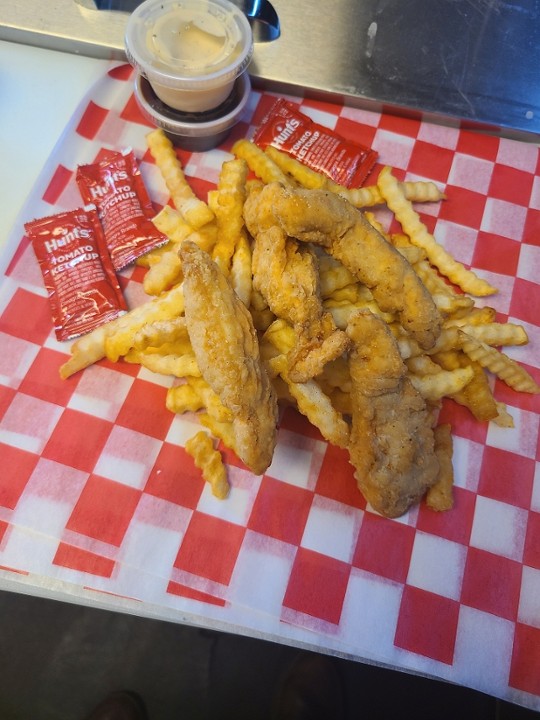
487;408;540;459
0;333;39;389
470;495;528;561
417;120;459;150
481;197;527;240
448;153;494;194
453;605;515;696
518;566;540;629
197;465;261;526
93;425;162;489
496;139;538;173
229;530;297;615
0;394;63;454
407;532;466;600
68;365;134;421
373;129;415;169
517;242;540;284
301;495;361;563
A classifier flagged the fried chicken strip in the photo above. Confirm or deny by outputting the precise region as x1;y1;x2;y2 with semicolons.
251;183;441;351
346;310;440;517
245;194;350;382
179;240;278;475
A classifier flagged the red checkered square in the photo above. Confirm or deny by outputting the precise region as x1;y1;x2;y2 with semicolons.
120;91;154;128
53;541;116;578
76;100;109;140
524;209;540;245
42;409;112;473
334;115;378;156
461;547;522;620
509;623;540;696
478;447;534;509
283;547;351;625
0;520;8;545
108;64;133;82
439;185;486;229
0;444;39;509
523;512;540;570
509;277;540;327
173;512;245;585
472;232;520;277
394;586;459;664
66;474;141;546
315;443;365;509
18;347;77;406
0;288;53;346
378;113;420;138
416;487;475;544
489;164;535;206
455;131;500;162
408;140;454;184
144;442;204;509
352;513;415;583
0;385;15;421
247;476;313;545
42;164;73;206
116;378;173;440
167;579;226;606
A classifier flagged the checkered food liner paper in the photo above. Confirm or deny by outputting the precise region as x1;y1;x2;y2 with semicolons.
0;64;539;710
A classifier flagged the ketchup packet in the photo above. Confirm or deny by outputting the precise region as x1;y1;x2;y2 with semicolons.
253;98;377;188
76;148;167;271
25;205;127;341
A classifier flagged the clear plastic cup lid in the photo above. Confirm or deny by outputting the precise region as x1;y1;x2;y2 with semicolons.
125;0;254;91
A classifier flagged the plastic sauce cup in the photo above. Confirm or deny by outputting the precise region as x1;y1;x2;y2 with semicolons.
125;0;254;113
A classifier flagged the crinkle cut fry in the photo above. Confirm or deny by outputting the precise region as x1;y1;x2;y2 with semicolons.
377;166;497;297
59;283;185;378
185;430;230;499
146;128;214;229
252;182;441;351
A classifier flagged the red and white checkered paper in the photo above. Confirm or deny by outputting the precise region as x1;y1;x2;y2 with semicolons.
1;63;540;710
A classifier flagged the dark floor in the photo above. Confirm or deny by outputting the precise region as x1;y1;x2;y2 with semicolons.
0;589;537;720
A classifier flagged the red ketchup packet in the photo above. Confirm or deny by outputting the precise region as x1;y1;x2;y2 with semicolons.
253;98;377;188
76;148;167;271
25;205;127;341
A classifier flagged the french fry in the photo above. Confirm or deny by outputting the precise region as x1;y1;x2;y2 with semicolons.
185;430;230;499
426;424;454;511
211;158;249;275
143;250;183;296
125;348;201;377
270;355;350;449
230;234;253;307
104;284;185;363
458;331;540;393
409;365;474;402
265;144;445;207
132;317;188;351
151;204;195;243
146;128;214;229
232;139;291;185
377;166;497;296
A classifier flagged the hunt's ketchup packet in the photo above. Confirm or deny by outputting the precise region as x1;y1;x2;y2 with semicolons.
253;98;377;188
25;205;127;341
76;148;167;271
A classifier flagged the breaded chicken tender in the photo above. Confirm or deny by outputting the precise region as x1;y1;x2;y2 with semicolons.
179;241;278;475
346;310;440;518
245;192;350;382
250;183;441;351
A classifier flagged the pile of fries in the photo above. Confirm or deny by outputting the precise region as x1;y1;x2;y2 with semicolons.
60;128;539;507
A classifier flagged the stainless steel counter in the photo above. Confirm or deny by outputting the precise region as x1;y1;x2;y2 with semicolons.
1;0;539;140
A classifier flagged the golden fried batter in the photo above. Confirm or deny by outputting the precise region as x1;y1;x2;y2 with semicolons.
244;191;350;382
179;241;278;475
251;183;441;351
347;310;440;518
